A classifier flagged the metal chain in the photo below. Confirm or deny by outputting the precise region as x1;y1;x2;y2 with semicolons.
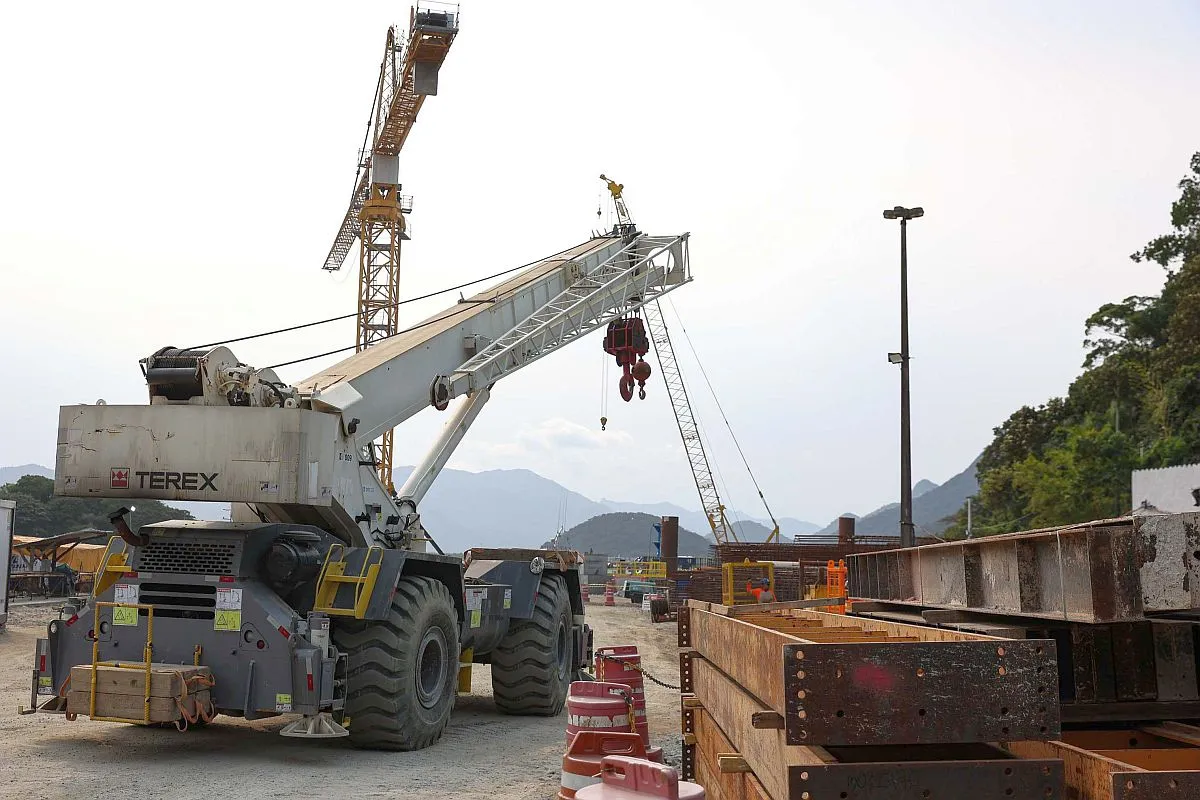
597;653;681;691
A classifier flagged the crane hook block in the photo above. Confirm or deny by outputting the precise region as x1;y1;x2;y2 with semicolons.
604;317;651;402
600;416;608;431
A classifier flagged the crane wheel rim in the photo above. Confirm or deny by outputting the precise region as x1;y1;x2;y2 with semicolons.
554;619;570;681
415;626;449;708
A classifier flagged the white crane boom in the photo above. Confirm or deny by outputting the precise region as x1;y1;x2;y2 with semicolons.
54;232;690;549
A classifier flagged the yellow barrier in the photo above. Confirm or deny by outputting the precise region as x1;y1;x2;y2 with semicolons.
607;560;667;579
721;559;775;606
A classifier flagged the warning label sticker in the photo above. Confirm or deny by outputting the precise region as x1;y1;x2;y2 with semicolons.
216;588;242;610
214;610;242;631
465;588;485;611
275;693;292;713
503;589;512;610
112;606;139;627
114;584;138;605
37;676;53;696
470;609;482;629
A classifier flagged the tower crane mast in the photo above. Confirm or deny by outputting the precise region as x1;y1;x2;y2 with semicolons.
322;3;460;495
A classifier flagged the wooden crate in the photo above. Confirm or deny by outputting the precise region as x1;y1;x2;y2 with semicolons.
67;663;213;723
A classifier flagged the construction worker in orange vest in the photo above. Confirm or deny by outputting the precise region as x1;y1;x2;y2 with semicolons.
745;577;776;603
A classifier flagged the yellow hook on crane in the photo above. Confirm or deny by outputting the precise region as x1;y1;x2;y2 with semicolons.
599;174;623;200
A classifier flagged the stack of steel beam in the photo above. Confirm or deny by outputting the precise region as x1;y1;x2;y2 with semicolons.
678;600;1065;799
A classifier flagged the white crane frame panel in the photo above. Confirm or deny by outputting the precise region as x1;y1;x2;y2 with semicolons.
55;405;341;506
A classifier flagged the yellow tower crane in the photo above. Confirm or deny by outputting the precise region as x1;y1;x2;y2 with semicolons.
321;3;460;494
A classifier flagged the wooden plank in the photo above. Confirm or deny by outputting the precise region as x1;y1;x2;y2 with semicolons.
751;711;784;730
741;774;772;800
68;663;211;698
718;755;752;773
690;609;801;711
67;689;210;721
1006;739;1147;800
807;609;998;641
1094;749;1200;771
692;656;829;800
695;752;735;800
1062;729;1189;750
1141;722;1200;747
725;597;844;615
694;708;746;800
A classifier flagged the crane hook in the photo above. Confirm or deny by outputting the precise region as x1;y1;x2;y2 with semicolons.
600;415;607;431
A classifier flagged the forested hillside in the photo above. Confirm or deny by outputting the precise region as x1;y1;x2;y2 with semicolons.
946;152;1200;536
0;475;194;536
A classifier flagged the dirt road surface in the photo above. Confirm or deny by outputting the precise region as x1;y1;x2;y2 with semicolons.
0;600;681;800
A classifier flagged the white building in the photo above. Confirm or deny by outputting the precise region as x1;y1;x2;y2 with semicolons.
1131;463;1200;513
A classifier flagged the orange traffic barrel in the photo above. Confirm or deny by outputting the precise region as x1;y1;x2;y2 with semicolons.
596;646;648;747
576;756;705;799
604;583;616;606
558;730;646;799
566;681;635;745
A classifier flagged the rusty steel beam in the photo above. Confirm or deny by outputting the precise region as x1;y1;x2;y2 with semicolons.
1007;737;1200;800
792;754;1063;800
848;516;1184;624
683;604;1061;748
782;639;1060;746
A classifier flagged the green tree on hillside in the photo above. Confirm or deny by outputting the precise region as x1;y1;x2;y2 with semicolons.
0;475;194;536
946;151;1200;537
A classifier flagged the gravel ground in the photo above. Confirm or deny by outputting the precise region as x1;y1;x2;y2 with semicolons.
0;600;681;800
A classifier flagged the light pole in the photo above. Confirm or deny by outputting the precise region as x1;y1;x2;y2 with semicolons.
883;205;923;548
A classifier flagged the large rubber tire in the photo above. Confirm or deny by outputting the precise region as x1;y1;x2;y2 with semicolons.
491;572;573;715
333;575;460;751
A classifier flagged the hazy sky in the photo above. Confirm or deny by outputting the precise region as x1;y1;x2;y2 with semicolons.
2;1;1198;528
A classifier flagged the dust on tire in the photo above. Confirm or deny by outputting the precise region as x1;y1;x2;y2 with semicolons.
491;572;573;715
333;575;460;750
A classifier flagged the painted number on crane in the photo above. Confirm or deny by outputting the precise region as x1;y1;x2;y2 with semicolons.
214;611;242;631
112;606;139;627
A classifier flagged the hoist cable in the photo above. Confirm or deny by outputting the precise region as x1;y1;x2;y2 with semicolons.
666;297;780;533
185;258;544;352
264;303;480;371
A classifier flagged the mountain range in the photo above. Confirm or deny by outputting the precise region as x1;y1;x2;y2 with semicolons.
815;458;979;537
2;457;977;549
542;512;715;557
0;463;821;553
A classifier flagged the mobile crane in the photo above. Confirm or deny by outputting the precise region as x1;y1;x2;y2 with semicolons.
28;230;691;751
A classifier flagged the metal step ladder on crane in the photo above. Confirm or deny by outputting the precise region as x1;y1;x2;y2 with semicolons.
598;176;780;545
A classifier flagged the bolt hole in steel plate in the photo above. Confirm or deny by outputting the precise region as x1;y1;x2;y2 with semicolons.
782;641;1060;746
790;759;1063;800
1112;771;1200;800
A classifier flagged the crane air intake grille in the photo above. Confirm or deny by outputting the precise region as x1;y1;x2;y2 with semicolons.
136;540;238;576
